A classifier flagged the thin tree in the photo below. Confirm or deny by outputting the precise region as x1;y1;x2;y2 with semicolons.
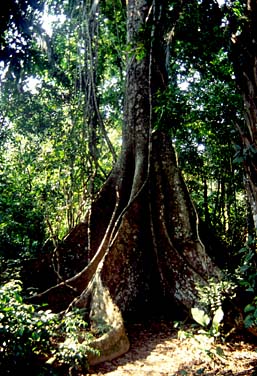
229;0;257;229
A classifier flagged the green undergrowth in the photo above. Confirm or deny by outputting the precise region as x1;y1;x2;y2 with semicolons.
0;279;99;375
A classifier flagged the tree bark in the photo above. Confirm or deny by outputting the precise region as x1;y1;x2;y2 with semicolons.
28;0;221;364
230;0;257;228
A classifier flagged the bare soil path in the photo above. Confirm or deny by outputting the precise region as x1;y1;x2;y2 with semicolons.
88;321;257;376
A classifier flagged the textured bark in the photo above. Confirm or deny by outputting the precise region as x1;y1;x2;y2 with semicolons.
230;0;257;228
27;0;221;365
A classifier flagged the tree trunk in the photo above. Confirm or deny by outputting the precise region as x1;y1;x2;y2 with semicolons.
230;0;257;229
28;0;221;364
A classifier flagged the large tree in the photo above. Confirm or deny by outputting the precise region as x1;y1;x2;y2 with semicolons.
4;0;257;367
228;0;257;229
28;0;222;364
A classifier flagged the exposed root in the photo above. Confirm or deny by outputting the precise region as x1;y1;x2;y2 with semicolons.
87;272;130;365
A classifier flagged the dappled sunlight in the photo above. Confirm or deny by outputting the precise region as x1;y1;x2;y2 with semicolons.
89;322;257;375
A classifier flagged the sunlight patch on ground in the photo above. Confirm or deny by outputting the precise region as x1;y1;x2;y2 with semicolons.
89;322;257;376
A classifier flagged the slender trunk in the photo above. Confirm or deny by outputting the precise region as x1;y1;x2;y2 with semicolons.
203;178;210;225
230;0;257;229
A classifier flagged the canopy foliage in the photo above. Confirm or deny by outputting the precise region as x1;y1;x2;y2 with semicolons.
0;0;249;262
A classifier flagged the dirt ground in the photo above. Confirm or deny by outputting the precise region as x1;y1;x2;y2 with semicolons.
88;321;257;376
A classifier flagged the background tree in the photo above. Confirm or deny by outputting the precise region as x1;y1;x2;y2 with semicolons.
226;0;257;230
0;0;123;260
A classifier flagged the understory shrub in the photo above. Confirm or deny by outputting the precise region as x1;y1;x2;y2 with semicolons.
176;277;237;362
0;280;99;375
236;237;257;331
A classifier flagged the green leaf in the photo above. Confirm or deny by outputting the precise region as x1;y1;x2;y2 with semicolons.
212;306;224;326
244;304;255;313
244;314;254;328
191;307;211;327
31;331;41;341
215;346;225;357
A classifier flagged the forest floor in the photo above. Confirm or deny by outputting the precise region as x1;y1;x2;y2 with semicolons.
88;321;257;376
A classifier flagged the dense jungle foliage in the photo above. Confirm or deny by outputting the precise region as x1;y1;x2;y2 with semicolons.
0;0;248;267
1;0;257;374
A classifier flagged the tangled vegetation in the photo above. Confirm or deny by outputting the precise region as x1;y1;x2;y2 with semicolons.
1;0;257;373
0;279;99;375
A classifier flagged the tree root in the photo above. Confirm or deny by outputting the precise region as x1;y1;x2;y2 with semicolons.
86;272;130;365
